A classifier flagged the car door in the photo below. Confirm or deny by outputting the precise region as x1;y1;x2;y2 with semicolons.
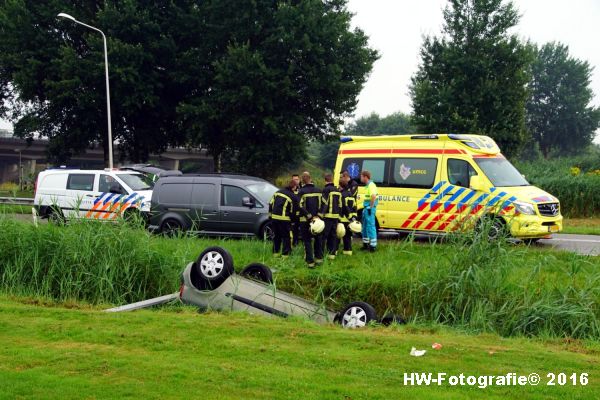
65;173;97;219
86;174;129;220
219;184;262;234
190;181;219;232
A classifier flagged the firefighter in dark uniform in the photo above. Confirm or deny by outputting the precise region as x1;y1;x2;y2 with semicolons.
339;176;358;255
269;180;299;257
291;174;301;246
298;172;323;267
319;173;342;260
342;169;359;199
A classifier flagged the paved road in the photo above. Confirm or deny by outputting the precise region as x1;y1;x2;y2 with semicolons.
5;214;599;256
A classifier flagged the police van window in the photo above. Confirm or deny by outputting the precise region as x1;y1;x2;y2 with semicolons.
67;174;95;191
222;185;258;207
341;158;388;185
447;159;477;188
99;174;125;194
390;158;437;189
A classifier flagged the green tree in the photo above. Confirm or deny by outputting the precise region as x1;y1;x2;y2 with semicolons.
0;0;190;163
410;0;532;156
526;42;600;158
0;0;377;174
317;111;415;169
178;0;378;177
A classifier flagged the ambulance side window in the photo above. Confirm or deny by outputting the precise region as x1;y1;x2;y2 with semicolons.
447;159;477;188
389;158;438;189
341;158;388;186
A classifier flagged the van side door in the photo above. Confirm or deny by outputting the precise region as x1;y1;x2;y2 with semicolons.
438;157;480;231
388;157;442;231
65;173;97;219
190;180;219;232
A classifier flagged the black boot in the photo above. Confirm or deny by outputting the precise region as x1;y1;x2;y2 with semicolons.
361;243;370;251
369;245;376;252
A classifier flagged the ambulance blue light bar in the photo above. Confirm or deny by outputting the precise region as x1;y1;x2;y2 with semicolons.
340;136;353;143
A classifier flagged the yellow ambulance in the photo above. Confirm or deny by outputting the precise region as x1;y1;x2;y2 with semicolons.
333;134;562;240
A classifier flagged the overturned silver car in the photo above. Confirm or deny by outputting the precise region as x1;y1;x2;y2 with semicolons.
179;246;379;328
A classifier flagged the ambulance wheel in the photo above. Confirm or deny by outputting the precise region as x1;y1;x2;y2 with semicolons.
193;246;235;290
476;216;507;241
336;302;377;329
523;238;541;245
240;263;273;284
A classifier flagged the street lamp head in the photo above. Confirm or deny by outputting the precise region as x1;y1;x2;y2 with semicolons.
57;12;76;22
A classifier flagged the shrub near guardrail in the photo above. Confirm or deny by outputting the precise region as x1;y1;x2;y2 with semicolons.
530;175;600;218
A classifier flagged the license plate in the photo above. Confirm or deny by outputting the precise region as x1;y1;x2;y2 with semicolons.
548;225;559;233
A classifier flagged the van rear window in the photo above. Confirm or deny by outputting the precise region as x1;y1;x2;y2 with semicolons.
341;158;388;185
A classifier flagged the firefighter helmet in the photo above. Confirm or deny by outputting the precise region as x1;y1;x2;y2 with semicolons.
348;220;362;234
336;223;346;239
310;218;325;235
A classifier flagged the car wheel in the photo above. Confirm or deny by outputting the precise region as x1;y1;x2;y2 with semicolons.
336;301;377;329
161;218;182;236
260;221;275;241
193;246;235;290
240;263;273;284
476;216;507;241
379;313;406;326
523;238;540;245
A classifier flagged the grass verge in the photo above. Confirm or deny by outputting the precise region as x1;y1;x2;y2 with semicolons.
1;217;599;339
563;218;600;235
0;296;598;400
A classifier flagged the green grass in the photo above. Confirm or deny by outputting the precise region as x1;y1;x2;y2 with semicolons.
0;296;598;400
563;218;600;235
0;203;32;214
1;217;600;339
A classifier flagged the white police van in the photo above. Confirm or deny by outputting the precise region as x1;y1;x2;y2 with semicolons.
34;168;154;223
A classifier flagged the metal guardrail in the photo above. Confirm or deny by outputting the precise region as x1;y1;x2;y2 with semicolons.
0;196;34;205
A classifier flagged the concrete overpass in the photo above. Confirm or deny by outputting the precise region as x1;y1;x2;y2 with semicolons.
0;131;213;185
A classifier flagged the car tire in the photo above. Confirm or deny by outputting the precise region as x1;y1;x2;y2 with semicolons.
193;246;235;290
335;301;377;329
240;263;273;284
476;216;507;241
259;221;275;241
379;313;406;326
161;218;182;236
523;238;540;245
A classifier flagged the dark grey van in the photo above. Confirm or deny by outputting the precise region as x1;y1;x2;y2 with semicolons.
148;174;278;238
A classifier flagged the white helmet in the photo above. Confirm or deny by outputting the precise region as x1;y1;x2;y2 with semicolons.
348;220;362;234
336;223;346;239
310;218;325;235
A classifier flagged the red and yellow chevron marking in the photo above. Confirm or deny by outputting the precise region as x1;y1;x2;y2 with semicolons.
400;182;517;232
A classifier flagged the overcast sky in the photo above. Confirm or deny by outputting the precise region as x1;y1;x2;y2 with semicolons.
347;0;600;121
2;0;599;137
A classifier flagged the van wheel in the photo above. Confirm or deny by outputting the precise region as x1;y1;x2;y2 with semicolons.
240;263;273;284
335;301;377;329
48;208;65;225
476;216;507;241
124;208;142;224
259;221;275;241
193;246;235;290
161;218;182;236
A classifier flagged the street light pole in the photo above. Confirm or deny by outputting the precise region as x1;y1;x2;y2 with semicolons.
57;12;114;169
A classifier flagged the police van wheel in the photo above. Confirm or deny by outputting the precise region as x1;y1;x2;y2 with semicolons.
240;263;273;284
260;221;275;241
48;208;65;225
193;246;235;290
335;301;377;329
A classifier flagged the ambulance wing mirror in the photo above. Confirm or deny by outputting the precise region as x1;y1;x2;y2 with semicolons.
469;175;486;192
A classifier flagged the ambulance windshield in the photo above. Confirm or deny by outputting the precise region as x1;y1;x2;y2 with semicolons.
474;158;529;187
